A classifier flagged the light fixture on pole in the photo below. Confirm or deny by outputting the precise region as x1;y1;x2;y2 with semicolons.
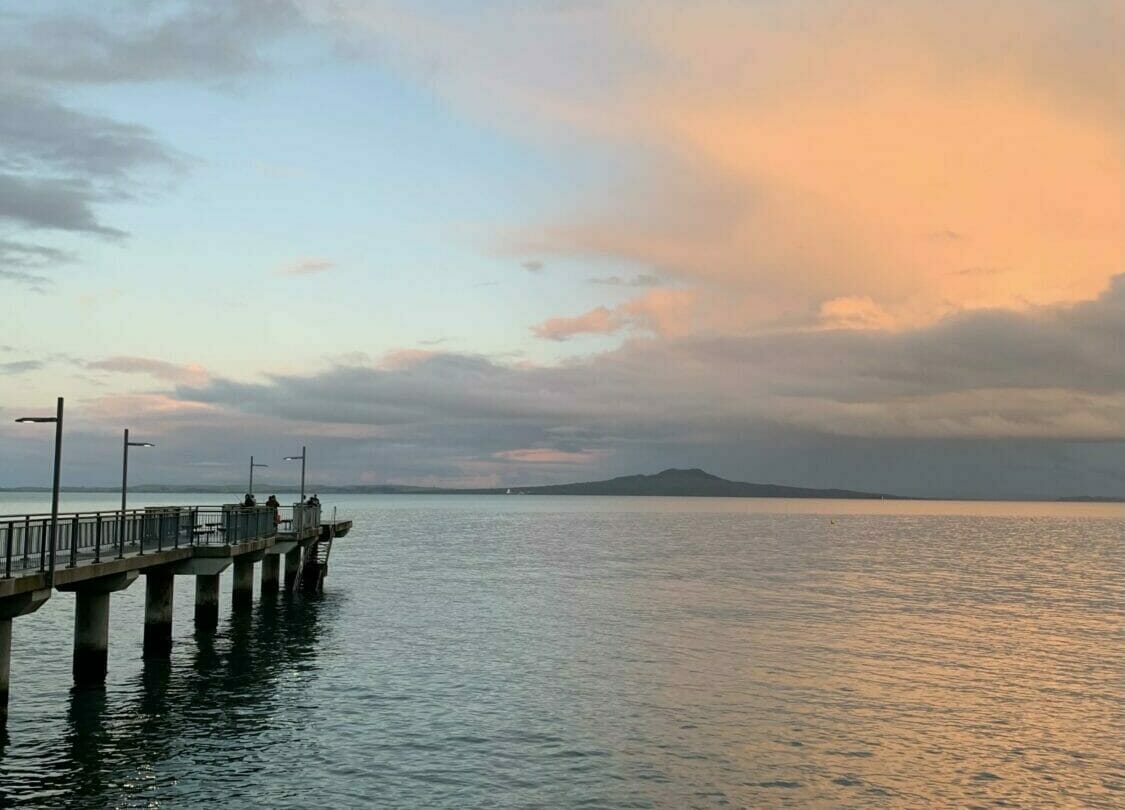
120;428;155;552
249;456;268;495
15;397;64;583
283;446;307;502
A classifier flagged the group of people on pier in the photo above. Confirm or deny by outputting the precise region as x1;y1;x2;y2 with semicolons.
241;493;319;507
241;492;320;525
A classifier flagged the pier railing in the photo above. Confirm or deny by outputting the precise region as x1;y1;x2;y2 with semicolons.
282;503;320;534
0;504;303;579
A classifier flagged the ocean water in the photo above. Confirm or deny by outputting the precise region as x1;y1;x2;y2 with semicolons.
0;493;1121;808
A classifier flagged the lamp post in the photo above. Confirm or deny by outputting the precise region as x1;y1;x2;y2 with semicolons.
283;446;306;502
120;428;154;551
248;456;268;495
15;397;64;583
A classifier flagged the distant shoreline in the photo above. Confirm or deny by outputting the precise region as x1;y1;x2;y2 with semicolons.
1;465;1121;504
1;487;1121;504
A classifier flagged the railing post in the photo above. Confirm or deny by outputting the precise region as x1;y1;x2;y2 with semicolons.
94;514;102;563
39;517;47;572
157;513;164;552
23;515;30;568
4;521;12;578
69;515;78;567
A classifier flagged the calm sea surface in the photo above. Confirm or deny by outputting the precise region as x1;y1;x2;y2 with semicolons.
0;493;1121;808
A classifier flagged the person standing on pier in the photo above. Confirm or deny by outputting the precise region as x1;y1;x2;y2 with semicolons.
266;494;281;525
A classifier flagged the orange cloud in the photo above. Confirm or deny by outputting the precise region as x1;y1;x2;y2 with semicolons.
619;288;696;336
378;349;438;369
332;0;1123;334
533;306;621;340
818;296;898;331
276;257;336;276
84;393;216;420
533;288;697;340
87;356;210;385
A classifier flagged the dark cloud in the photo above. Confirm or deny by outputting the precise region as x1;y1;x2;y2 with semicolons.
0;94;171;244
0;238;75;268
0;360;43;376
0;269;51;292
0;237;71;288
0;174;126;237
0;0;301;273
0;91;186;241
0;1;303;84
0;90;186;179
150;277;1125;495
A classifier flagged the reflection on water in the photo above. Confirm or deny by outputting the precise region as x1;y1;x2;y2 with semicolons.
1;589;332;808
0;496;1121;808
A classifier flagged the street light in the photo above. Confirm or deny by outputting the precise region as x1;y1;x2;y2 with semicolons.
14;397;64;583
120;428;155;553
283;446;307;502
248;456;268;495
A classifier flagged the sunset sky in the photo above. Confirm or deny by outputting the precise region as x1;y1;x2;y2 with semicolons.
1;0;1122;498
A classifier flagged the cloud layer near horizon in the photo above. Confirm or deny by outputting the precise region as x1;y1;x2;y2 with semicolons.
170;275;1125;442
5;276;1113;497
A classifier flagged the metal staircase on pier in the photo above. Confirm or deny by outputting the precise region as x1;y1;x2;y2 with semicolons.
297;515;336;594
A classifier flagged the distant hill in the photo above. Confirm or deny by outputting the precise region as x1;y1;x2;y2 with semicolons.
1056;495;1125;503
440;468;901;499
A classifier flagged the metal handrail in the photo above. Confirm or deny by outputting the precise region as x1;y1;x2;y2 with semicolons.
0;504;238;521
0;504;288;579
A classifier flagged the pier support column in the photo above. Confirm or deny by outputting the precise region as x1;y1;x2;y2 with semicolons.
284;547;301;591
0;619;10;720
74;591;110;686
232;558;254;611
143;569;174;659
194;574;220;631
64;572;137;688
260;555;280;596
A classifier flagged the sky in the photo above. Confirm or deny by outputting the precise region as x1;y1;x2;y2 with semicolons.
0;0;1122;499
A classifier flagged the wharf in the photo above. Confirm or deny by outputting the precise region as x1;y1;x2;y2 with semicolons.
0;502;351;719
